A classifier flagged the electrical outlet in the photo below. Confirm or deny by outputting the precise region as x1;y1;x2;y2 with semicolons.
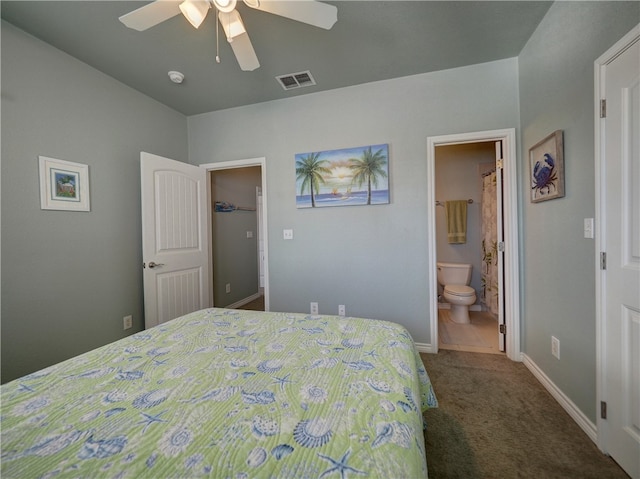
310;302;319;315
551;336;560;359
283;229;294;240
338;305;346;317
225;283;231;294
123;315;133;330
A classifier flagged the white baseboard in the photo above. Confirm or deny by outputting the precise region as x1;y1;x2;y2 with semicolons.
521;353;597;444
225;292;262;309
414;342;437;354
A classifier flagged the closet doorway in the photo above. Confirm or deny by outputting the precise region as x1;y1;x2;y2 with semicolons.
427;129;520;361
202;158;269;312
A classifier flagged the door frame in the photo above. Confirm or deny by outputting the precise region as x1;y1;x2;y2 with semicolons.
594;23;640;455
200;157;270;312
427;128;521;361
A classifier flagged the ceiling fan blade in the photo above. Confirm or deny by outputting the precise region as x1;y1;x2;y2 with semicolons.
228;32;260;71
247;0;337;30
119;0;182;31
218;10;260;71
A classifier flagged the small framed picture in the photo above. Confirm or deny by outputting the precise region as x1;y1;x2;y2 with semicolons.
39;156;90;211
529;130;564;203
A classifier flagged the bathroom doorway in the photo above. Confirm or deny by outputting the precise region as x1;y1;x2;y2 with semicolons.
435;142;502;354
427;129;520;361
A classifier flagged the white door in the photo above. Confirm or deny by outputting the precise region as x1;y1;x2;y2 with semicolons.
141;152;210;328
495;141;506;352
598;29;640;479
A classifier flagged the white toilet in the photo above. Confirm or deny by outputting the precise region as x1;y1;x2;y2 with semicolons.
437;262;477;324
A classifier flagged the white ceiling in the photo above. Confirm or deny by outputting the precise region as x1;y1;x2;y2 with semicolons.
1;1;553;116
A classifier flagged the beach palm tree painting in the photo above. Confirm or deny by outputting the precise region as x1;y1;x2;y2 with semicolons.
295;144;389;208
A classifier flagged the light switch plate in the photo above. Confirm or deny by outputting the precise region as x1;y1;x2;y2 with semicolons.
584;218;594;239
283;229;294;240
552;336;560;359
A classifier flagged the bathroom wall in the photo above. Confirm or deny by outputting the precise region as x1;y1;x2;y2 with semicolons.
435;142;496;304
211;167;262;307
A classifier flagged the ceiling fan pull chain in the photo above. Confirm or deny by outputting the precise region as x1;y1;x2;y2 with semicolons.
215;10;221;63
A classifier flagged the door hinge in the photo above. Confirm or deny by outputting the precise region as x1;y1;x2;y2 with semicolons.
600;401;607;419
496;158;504;169
499;323;506;335
498;241;505;252
600;99;607;118
600;252;607;270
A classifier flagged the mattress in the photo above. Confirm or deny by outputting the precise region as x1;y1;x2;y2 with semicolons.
1;308;437;478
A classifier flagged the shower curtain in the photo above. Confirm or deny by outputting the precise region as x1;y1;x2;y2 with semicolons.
481;171;499;316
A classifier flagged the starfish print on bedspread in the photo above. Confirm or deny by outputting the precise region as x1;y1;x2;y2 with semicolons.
318;449;367;478
273;373;294;391
138;410;167;433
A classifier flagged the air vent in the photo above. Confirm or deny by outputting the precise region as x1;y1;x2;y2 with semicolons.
276;70;316;90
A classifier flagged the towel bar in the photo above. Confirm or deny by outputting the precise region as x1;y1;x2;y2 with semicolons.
436;199;473;207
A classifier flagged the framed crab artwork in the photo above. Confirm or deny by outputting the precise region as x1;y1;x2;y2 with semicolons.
529;130;565;203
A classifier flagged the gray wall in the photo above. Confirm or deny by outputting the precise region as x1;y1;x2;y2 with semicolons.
518;2;640;422
1;22;188;383
188;58;520;345
212;167;261;306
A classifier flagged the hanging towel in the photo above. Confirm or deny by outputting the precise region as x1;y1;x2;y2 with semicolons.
445;200;468;244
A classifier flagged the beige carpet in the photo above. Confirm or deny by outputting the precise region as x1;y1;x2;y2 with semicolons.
422;350;629;478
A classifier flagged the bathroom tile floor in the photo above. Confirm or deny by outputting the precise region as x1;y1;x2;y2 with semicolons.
438;309;503;354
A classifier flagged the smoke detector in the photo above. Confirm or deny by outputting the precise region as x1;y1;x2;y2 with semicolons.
168;71;185;84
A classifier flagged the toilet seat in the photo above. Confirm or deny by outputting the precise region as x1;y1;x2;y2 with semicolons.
444;285;475;297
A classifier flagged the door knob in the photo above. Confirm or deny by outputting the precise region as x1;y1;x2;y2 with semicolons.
147;261;165;269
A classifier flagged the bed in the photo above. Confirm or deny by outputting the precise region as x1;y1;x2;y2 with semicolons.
1;308;437;478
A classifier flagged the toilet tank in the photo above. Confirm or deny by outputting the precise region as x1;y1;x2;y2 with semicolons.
437;262;472;286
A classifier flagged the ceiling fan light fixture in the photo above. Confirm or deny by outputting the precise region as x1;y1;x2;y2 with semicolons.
179;0;211;29
219;10;246;41
213;0;237;13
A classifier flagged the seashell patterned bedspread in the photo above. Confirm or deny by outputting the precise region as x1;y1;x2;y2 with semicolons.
1;308;437;478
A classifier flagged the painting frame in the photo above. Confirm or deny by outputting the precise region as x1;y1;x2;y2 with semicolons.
295;143;390;209
529;130;564;203
39;156;90;211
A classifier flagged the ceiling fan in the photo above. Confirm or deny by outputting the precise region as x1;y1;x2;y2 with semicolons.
119;0;338;72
